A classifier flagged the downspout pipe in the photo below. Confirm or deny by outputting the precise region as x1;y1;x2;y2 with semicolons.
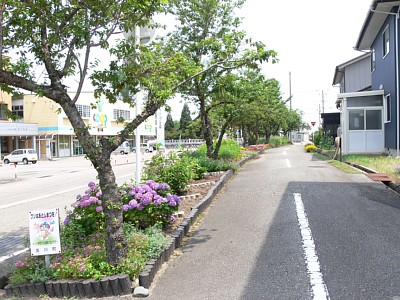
370;7;400;157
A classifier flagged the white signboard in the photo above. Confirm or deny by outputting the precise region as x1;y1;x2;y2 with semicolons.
139;115;156;136
29;209;61;256
0;122;38;136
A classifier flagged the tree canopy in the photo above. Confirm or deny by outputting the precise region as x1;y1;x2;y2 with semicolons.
0;0;189;266
164;0;278;158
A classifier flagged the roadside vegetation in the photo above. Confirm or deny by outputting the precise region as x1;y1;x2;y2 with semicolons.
306;132;400;181
7;140;268;286
342;154;400;182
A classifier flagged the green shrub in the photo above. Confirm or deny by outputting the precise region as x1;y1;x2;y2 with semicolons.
10;225;169;284
196;157;236;172
9;256;55;284
143;152;200;193
192;139;241;161
217;139;241;161
269;136;288;147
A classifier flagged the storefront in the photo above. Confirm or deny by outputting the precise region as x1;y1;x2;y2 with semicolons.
0;122;38;159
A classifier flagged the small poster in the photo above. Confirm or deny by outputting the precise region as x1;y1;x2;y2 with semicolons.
29;209;61;256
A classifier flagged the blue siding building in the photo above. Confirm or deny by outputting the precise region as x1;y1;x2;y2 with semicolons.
335;0;400;156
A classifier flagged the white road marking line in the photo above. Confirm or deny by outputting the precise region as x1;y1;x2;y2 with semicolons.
0;247;29;263
283;150;287;155
293;193;330;300
0;173;133;210
285;159;292;168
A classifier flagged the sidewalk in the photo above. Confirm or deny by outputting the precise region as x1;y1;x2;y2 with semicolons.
146;146;311;299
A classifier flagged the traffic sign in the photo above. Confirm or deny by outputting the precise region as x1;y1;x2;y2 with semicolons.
311;121;316;126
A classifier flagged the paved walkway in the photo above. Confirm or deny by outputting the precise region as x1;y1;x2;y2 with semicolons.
147;145;314;299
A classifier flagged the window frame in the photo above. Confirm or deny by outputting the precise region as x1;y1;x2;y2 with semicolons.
383;24;390;58
113;109;131;121
0;103;8;120
371;47;376;72
76;104;91;118
384;94;391;123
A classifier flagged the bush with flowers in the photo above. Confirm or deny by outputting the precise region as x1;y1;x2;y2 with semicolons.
64;180;181;236
9;180;178;285
305;144;317;153
9;224;168;284
121;180;181;228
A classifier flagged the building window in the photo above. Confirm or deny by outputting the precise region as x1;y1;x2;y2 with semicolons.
371;47;376;72
76;104;90;118
0;103;8;120
384;94;391;123
366;110;382;130
349;109;382;131
12;105;24;119
113;109;131;121
349;110;364;130
383;25;390;57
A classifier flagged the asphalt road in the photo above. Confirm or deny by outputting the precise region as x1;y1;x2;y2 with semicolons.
147;144;400;300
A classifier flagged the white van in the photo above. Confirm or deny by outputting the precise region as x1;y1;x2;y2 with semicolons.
3;149;38;164
132;143;153;153
115;141;131;155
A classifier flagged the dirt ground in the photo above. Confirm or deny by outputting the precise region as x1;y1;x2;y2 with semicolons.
165;172;224;233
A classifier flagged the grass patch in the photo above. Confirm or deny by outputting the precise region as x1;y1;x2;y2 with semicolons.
328;160;362;174
313;153;362;174
313;152;330;161
343;154;400;182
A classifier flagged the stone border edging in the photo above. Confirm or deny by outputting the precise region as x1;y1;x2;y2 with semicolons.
4;274;132;298
2;151;262;298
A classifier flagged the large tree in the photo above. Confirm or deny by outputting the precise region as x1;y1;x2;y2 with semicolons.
165;0;277;159
179;102;192;138
0;0;215;266
164;112;175;132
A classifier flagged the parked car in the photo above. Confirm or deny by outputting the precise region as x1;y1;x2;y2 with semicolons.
132;143;153;153
3;149;38;164
114;141;131;155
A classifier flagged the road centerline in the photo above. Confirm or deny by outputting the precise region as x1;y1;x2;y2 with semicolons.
293;193;330;300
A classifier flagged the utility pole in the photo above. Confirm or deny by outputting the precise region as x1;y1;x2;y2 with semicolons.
289;72;292;110
321;90;325;114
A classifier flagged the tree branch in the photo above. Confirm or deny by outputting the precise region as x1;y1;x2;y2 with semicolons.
0;70;43;93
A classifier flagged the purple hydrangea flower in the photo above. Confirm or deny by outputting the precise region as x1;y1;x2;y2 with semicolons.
89;196;99;204
96;206;103;212
63;216;70;225
122;204;130;211
128;200;138;208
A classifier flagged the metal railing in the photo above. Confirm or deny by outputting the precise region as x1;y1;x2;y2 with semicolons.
164;139;205;149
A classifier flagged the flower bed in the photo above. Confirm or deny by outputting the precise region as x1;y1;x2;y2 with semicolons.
3;149;259;298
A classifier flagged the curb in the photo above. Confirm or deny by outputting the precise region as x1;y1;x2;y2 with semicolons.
344;161;400;193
